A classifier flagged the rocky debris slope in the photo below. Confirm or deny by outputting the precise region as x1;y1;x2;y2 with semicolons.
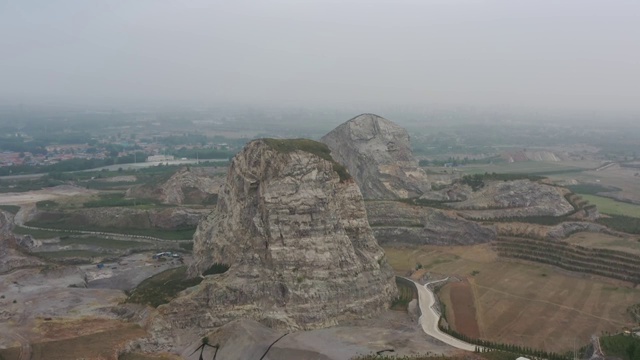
321;113;429;199
445;180;574;219
153;139;397;347
126;167;224;205
494;221;616;240
365;201;496;245
0;210;43;273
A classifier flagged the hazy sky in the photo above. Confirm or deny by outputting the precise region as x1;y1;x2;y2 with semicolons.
1;1;638;112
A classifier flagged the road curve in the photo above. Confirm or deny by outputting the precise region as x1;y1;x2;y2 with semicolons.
401;277;478;352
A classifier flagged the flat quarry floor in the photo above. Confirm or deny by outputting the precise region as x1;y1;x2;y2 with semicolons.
384;243;640;353
81;253;187;291
0;266;129;352
0;252;186;359
178;310;459;360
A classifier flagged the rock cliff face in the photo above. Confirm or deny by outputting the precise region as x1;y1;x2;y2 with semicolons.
445;180;575;219
321;114;429;199
160;139;397;337
365;201;496;245
126;167;224;205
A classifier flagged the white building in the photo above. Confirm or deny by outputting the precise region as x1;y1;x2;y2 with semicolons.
147;155;175;162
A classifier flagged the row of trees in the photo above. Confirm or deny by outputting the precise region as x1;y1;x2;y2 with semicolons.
496;239;640;284
440;322;571;360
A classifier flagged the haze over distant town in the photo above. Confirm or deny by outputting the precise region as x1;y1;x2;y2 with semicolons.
3;2;640;360
1;0;639;115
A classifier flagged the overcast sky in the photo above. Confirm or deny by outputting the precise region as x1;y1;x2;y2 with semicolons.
1;0;638;113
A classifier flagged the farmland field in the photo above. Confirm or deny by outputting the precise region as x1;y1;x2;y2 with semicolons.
438;280;480;339
552;165;640;204
458;161;591;176
565;232;640;255
580;194;640;218
383;244;640;352
0;323;145;360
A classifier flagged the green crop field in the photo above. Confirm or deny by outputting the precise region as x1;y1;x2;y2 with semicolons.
581;194;640;218
459;161;588;176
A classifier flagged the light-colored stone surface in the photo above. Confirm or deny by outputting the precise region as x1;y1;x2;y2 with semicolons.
321;114;429;199
126;167;225;205
447;180;575;218
148;139;397;351
365;201;496;245
179;313;455;360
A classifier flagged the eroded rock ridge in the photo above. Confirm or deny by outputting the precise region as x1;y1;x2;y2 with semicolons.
161;139;397;336
321;113;429;199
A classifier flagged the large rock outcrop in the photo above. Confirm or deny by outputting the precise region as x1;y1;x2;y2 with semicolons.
321;114;429;199
126;167;224;205
159;139;397;340
441;180;575;219
365;201;496;245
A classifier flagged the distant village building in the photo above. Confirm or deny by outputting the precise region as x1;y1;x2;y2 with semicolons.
147;155;175;162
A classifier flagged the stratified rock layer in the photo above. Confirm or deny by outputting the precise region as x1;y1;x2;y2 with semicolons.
126;167;223;205
365;201;496;245
161;139;397;335
447;180;575;219
321;114;429;199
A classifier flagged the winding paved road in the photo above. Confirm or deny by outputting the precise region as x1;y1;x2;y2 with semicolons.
401;277;479;352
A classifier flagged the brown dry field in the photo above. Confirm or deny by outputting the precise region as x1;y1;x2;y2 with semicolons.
384;244;640;352
440;281;480;339
0;323;146;360
565;232;640;255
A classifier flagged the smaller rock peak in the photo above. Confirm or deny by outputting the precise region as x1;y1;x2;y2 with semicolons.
321;113;429;199
340;114;407;142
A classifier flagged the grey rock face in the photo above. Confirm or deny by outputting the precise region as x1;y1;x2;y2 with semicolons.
161;139;397;335
447;180;575;219
365;201;496;245
126;167;223;205
321;114;429;199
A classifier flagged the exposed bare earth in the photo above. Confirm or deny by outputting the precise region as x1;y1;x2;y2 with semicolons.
441;281;480;339
178;311;456;360
384;244;639;352
0;185;97;205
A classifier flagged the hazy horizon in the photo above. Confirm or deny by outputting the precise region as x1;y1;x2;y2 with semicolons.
1;1;639;115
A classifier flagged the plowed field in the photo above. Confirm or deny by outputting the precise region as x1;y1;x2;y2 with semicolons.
384;244;640;352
